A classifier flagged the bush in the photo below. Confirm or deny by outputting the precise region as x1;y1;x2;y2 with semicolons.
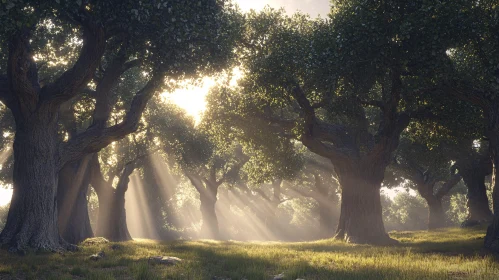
382;192;428;231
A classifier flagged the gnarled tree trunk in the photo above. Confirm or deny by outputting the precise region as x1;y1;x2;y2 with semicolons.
200;190;220;239
0;118;65;252
461;168;493;225
187;174;221;239
427;199;446;230
416;173;461;230
57;156;94;244
90;154;132;242
484;110;499;251
334;170;394;245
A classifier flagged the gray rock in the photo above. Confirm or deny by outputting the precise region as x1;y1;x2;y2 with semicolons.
273;273;285;280
148;256;182;265
89;251;106;261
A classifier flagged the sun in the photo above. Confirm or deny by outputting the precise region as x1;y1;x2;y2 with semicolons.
162;77;216;124
163;68;243;124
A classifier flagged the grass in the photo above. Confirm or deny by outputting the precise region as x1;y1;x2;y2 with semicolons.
0;227;498;279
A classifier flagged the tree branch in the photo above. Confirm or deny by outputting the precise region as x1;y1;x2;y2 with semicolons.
41;25;106;105
186;173;205;193
289;85;353;164
435;173;462;200
57;74;164;168
90;53;134;129
89;153;113;197
7;30;40;116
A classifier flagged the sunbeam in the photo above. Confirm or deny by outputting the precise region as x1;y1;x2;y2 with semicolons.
125;173;160;240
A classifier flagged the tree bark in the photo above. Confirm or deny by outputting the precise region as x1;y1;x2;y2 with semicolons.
200;190;220;239
90;155;132;242
461;169;493;225
0;119;67;252
187;174;222;239
427;199;446;230
57;156;94;244
334;174;395;245
485;108;499;251
416;174;461;230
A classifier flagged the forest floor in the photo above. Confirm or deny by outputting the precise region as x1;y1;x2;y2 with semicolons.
0;227;498;279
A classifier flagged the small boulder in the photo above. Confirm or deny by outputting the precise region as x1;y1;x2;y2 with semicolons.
273;273;285;280
148;256;182;265
82;237;109;246
89;251;106;261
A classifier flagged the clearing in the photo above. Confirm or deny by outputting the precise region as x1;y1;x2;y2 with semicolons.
0;227;498;279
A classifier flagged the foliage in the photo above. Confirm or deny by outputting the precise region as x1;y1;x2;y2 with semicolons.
382;192;428;231
447;193;469;225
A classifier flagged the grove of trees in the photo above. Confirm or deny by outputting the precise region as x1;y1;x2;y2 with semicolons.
1;0;499;255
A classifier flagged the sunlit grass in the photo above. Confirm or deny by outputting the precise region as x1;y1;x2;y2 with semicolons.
0;226;497;279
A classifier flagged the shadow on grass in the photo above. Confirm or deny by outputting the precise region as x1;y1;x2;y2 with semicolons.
167;242;455;280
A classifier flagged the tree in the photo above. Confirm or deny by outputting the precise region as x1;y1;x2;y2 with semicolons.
89;99;217;241
388;139;462;229
417;0;499;251
0;0;241;252
184;144;249;239
452;143;493;226
206;2;459;244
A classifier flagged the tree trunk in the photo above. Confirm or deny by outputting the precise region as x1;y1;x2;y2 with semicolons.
94;184;132;242
461;171;493;225
90;155;132;242
57;157;94;244
0;120;67;252
334;174;394;245
200;191;219;239
427;199;446;230
485;110;499;251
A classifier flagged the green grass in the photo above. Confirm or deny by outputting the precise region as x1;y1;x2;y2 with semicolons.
0;227;498;279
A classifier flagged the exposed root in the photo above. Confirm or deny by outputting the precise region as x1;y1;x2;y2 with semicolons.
334;231;399;246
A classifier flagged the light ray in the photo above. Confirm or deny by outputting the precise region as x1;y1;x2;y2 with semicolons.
125;173;160;239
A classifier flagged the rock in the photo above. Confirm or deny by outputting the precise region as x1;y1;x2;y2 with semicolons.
82;237;109;246
273;273;285;280
148;256;182;265
89;251;106;261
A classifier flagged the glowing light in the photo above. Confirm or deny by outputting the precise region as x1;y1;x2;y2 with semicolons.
162;77;216;124
381;186;417;200
125;172;160;239
0;188;12;207
233;0;330;18
0;146;13;207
